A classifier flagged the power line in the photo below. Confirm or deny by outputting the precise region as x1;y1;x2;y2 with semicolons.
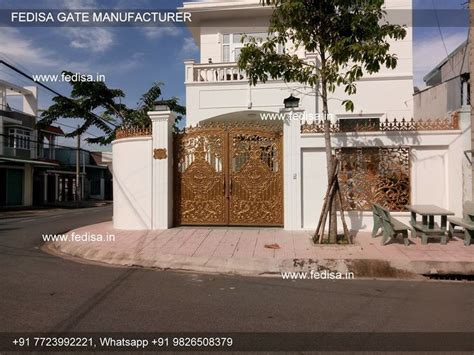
0;58;120;146
0;59;120;130
48;120;102;138
0;68;104;140
432;0;457;76
459;27;470;76
0;53;35;78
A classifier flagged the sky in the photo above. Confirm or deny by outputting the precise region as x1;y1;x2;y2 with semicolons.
0;0;469;150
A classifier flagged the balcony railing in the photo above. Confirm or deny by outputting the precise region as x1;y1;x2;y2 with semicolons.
185;61;249;83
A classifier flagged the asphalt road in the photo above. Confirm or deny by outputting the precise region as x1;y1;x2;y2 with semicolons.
0;205;473;351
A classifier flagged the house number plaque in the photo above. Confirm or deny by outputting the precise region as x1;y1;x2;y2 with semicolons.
153;148;167;160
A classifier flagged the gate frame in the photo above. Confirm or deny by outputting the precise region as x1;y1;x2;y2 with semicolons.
146;107;302;231
173;121;284;227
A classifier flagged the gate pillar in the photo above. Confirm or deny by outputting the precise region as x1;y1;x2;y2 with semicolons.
149;110;175;230
282;107;303;230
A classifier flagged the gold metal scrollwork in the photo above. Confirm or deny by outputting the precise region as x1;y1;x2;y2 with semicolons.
336;146;411;212
153;148;168;160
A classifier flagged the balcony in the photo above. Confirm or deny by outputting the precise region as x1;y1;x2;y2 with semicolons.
185;61;249;84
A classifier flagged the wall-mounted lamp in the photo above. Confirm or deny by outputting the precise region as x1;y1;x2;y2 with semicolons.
284;94;300;109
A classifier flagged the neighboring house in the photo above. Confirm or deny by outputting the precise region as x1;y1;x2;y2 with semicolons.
54;148;112;201
414;40;470;119
0;80;61;207
114;0;471;232
0;79;112;208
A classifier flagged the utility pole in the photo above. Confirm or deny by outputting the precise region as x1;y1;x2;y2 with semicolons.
76;126;81;202
471;0;474;198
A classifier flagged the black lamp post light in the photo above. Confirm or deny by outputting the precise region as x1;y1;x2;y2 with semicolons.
283;94;300;109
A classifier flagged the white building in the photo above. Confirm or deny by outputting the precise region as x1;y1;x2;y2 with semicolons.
183;0;413;125
0;80;56;206
113;0;471;233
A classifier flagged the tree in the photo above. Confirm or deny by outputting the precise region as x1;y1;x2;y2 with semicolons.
39;71;186;145
238;0;406;243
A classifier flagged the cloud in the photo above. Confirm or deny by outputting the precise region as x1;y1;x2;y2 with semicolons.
0;28;59;67
141;26;181;40
44;0;99;9
112;52;145;71
414;30;467;87
43;0;115;54
180;37;198;57
62;28;114;53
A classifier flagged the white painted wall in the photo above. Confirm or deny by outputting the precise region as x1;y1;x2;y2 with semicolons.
413;77;463;120
186;81;316;126
326;76;413;120
112;112;469;232
112;137;152;230
299;111;471;232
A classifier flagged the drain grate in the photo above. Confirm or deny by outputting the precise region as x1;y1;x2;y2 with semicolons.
423;274;474;281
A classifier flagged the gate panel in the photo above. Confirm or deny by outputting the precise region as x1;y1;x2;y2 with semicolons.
174;128;227;225
174;123;283;226
228;127;283;226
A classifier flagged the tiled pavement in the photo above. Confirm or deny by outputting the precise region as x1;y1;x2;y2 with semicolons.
45;222;473;277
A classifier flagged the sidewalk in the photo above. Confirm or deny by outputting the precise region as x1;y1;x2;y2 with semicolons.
0;201;111;219
44;222;474;278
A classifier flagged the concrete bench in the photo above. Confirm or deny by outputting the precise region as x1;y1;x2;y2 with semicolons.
412;223;447;244
447;201;474;246
372;204;410;246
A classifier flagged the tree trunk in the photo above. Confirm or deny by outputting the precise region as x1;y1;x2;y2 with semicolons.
321;71;337;243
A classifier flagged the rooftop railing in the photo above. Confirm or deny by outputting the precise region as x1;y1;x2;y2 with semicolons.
115;127;152;139
300;114;460;134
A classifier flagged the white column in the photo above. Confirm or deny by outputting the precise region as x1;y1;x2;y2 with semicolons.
282;108;303;230
149;110;176;230
459;107;472;204
22;86;38;116
184;60;195;83
462;80;469;106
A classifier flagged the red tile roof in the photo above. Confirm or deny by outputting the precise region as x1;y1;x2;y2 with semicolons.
41;125;64;135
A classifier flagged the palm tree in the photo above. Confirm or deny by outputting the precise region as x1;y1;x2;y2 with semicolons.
39;71;185;145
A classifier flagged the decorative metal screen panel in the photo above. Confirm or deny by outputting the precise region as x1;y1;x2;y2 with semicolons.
336;147;410;211
174;123;283;226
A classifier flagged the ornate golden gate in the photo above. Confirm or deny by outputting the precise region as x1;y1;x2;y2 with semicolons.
174;123;283;226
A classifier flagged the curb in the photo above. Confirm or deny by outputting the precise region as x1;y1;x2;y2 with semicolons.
43;240;474;279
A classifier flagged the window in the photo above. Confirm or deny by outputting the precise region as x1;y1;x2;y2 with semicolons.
7;128;31;150
222;32;284;62
222;34;230;62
